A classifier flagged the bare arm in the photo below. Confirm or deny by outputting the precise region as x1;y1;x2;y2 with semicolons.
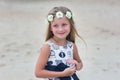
73;43;83;71
35;43;75;78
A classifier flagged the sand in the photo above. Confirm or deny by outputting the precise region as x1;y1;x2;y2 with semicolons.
0;0;120;80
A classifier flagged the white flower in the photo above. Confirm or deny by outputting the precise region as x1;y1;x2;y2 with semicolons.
47;15;53;22
56;11;63;18
66;11;72;19
47;11;72;22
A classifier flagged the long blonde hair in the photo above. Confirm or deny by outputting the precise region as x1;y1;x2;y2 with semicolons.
45;6;82;43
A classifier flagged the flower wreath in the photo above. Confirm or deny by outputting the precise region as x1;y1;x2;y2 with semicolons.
47;11;72;22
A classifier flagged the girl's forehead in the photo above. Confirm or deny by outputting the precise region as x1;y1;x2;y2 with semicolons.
51;16;69;24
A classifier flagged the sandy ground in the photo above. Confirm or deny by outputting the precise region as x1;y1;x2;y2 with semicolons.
0;0;120;80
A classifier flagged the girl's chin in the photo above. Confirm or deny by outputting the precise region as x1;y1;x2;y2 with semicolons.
56;37;66;40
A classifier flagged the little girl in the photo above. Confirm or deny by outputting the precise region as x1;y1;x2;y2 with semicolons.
35;6;83;80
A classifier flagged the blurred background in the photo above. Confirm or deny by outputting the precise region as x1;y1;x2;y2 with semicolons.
0;0;120;80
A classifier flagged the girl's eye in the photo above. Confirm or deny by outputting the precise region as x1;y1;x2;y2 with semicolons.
53;24;58;28
62;23;67;26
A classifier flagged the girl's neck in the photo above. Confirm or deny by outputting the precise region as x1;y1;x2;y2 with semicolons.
51;37;67;46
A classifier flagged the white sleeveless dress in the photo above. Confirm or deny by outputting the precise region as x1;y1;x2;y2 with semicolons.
41;40;74;80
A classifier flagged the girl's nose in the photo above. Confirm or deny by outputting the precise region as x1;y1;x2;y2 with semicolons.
58;26;63;31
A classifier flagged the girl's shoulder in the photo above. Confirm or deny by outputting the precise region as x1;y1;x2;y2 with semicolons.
67;40;74;45
41;41;51;50
44;40;53;46
67;41;77;49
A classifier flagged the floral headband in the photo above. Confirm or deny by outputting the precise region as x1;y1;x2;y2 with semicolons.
47;11;72;22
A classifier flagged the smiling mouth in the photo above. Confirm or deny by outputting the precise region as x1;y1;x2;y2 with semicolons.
58;32;65;35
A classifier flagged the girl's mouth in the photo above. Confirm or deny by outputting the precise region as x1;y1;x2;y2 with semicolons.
58;32;65;35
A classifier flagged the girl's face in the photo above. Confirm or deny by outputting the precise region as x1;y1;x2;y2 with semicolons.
50;16;71;40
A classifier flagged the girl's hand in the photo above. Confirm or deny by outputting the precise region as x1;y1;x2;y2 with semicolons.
67;59;81;70
62;67;76;76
